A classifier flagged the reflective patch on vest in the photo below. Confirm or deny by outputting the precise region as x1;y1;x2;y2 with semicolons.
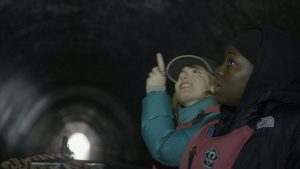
203;148;218;168
256;116;275;129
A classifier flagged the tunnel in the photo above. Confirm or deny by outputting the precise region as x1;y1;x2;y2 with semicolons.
0;0;300;168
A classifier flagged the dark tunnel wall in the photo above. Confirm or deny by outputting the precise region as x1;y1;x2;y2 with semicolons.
0;0;299;167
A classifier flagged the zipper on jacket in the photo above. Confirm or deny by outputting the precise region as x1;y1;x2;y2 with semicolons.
188;146;197;169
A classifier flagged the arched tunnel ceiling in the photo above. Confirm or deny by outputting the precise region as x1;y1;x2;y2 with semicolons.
0;0;299;167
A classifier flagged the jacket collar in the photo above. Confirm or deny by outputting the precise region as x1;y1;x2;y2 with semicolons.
178;97;217;125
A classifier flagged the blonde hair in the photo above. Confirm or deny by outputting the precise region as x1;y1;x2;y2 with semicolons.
171;65;215;120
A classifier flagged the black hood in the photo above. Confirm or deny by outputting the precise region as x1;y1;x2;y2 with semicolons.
225;26;300;130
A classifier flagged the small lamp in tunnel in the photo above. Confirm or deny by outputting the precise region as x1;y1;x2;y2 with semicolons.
68;132;91;160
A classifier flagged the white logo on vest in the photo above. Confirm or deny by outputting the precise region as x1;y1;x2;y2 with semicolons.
256;116;275;129
203;148;218;168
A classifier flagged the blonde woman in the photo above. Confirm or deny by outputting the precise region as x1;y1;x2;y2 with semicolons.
142;53;220;168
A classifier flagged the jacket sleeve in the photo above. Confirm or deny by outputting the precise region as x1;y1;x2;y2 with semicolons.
141;91;207;166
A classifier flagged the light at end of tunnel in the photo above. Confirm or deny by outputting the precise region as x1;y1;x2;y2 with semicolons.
68;132;91;160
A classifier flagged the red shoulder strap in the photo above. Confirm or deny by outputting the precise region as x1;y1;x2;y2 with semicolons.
203;105;220;114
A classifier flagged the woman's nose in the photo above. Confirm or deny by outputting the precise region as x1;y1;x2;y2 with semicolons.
215;64;224;77
178;71;188;80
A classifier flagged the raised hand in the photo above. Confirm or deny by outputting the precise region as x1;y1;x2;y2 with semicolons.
146;53;167;94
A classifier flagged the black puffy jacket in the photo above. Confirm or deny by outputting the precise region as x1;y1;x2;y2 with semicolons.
215;26;300;169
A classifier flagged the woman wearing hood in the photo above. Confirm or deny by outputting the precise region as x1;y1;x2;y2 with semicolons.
179;25;300;169
142;53;220;168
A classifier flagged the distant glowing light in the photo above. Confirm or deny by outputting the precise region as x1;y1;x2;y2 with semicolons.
68;133;91;160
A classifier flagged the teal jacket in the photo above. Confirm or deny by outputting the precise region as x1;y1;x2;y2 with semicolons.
141;91;220;167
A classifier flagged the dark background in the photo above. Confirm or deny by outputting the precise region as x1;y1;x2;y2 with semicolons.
0;0;299;168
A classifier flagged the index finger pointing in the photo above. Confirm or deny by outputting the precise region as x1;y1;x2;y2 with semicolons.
156;53;165;72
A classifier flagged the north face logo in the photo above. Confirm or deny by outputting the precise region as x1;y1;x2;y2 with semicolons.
257;116;275;129
203;148;218;168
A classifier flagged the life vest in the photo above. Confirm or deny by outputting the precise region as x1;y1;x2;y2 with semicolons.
179;120;253;169
153;105;220;169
